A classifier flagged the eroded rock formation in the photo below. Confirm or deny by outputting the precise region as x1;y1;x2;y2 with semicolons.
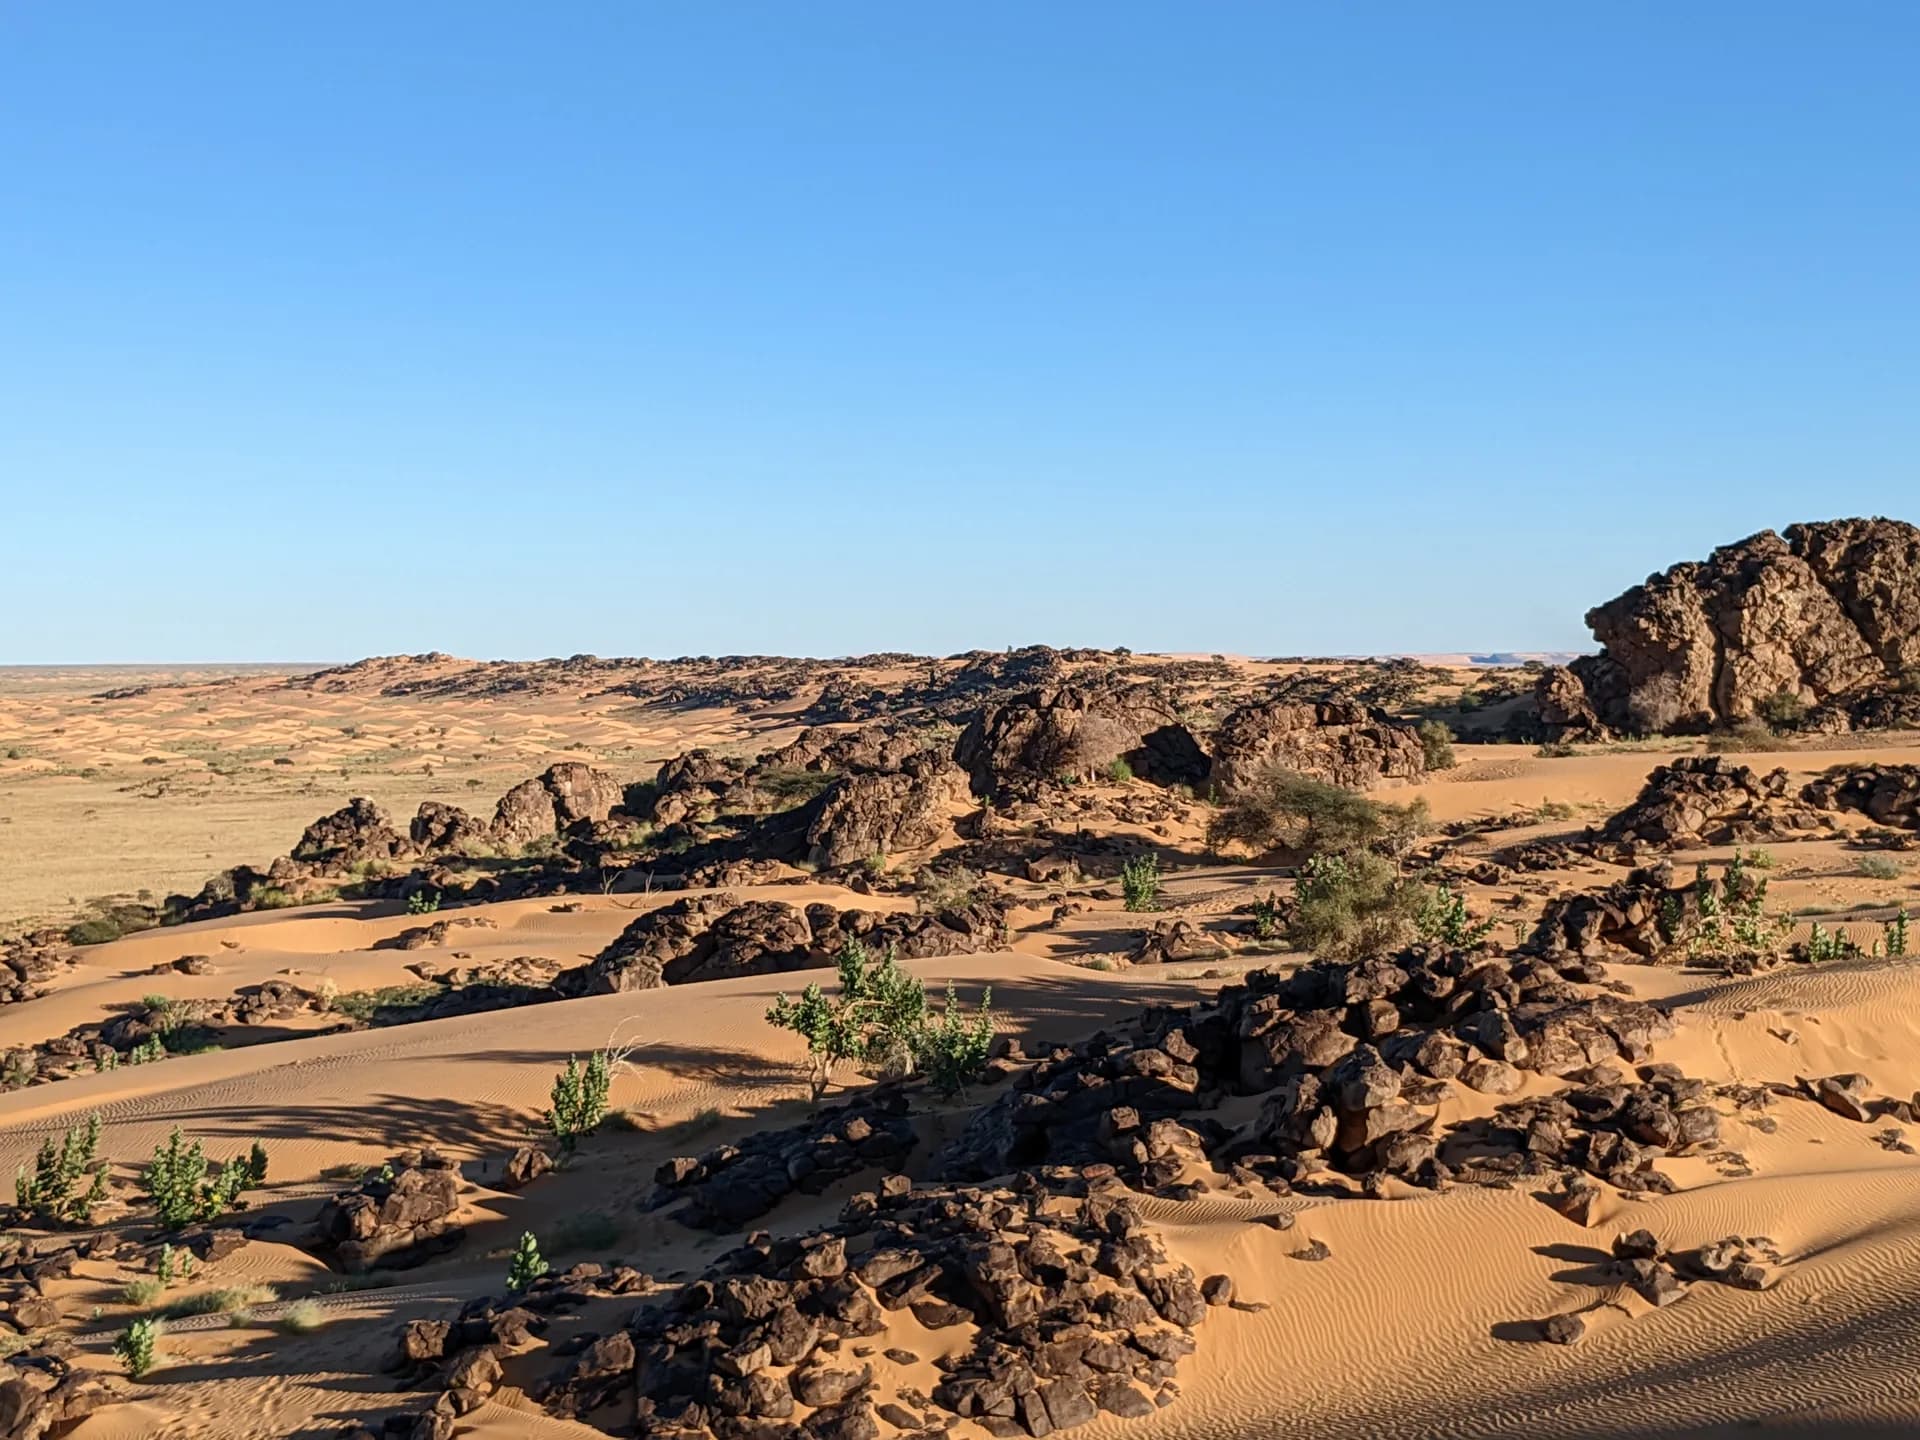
1207;700;1425;793
1537;518;1920;736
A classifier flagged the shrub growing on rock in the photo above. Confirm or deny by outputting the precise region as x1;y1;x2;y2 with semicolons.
1756;689;1808;731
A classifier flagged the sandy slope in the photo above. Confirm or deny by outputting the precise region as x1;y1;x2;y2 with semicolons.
0;883;1915;1438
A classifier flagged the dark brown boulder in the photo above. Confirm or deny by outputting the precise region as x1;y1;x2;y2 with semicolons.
806;759;966;869
292;798;408;864
955;682;1199;795
1208;700;1425;793
491;778;559;847
492;762;624;847
312;1150;464;1273
410;802;490;852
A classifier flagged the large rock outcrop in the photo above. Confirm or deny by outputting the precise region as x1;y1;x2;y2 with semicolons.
805;758;967;869
1538;518;1920;735
1207;700;1425;793
956;683;1204;795
291;798;407;864
493;762;623;846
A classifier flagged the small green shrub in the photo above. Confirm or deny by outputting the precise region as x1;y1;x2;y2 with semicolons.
1534;740;1578;759
506;1231;548;1292
1103;757;1135;784
1250;891;1283;941
141;1128;266;1229
1888;909;1911;960
121;1278;164;1308
115;1317;161;1378
751;766;839;807
1755;689;1808;730
330;982;448;1025
1806;923;1855;964
767;939;958;1097
911;981;996;1096
1706;722;1791;754
1857;855;1904;881
1417;885;1495;947
914;866;984;916
126;1036;166;1066
1120;853;1161;913
1417;720;1457;771
15;1112;107;1227
547;1051;613;1151
404;889;441;915
1288;851;1426;960
1207;766;1427;860
770;963;996;1096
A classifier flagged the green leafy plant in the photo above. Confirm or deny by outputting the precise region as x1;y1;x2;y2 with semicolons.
15;1112;108;1227
1207;765;1428;861
1250;890;1283;941
127;1036;166;1066
404;888;441;915
114;1316;160;1378
911;981;996;1096
1806;923;1855;965
766;939;985;1098
1857;855;1904;881
1120;853;1161;912
1417;885;1495;947
141;1128;265;1229
506;1230;548;1292
1288;851;1428;960
1103;757;1135;784
547;1051;613;1151
1885;908;1909;960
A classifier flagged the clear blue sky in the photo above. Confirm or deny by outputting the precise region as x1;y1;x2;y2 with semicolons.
4;4;1916;663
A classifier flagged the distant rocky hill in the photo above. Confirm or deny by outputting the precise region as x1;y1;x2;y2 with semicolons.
1537;517;1920;737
